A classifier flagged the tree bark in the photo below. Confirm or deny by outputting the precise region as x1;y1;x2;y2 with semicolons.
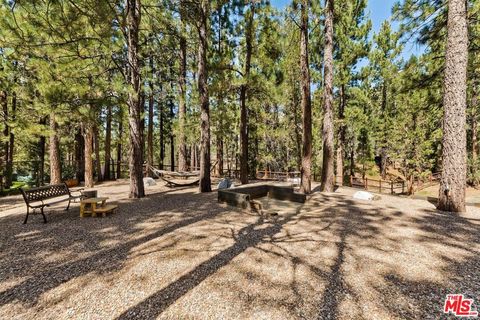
380;82;388;179
4;92;15;188
126;0;145;198
336;84;346;186
197;0;211;192
104;105;112;180
240;1;255;185
116;108;123;179
320;0;335;192
471;84;479;163
438;0;468;212
216;135;223;176
190;144;195;171
38;131;46;187
2;91;9;189
75;128;85;181
94;124;102;182
300;0;312;193
158;81;164;169
147;57;154;177
49;113;62;184
178;12;188;172
84;124;94;188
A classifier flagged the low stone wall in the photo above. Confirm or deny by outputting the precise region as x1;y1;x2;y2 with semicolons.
218;184;306;210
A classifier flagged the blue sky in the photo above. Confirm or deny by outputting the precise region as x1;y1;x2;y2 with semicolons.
270;0;425;60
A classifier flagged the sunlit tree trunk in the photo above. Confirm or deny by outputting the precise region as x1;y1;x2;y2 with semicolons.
84;124;94;188
320;0;335;192
147;58;154;177
94;124;102;182
104;105;112;180
116;108;123;179
240;1;254;185
178;12;188;172
336;84;346;186
300;0;312;193
197;0;211;192
126;0;145;198
49;112;62;184
438;0;468;212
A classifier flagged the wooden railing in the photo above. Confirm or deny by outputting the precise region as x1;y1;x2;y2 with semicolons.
256;169;301;181
350;176;406;195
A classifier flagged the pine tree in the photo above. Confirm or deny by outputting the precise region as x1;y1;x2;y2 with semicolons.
320;0;335;192
300;0;312;193
438;0;468;212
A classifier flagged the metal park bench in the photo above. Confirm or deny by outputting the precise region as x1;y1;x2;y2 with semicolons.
20;183;83;224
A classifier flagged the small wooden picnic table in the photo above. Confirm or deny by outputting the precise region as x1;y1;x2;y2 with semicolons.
80;197;117;217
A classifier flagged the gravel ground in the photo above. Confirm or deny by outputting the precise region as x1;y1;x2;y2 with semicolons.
0;181;479;320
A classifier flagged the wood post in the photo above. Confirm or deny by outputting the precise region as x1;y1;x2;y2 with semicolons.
379;180;382;193
391;181;394;194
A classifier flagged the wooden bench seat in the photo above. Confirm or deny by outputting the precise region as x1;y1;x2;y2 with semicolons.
94;204;118;217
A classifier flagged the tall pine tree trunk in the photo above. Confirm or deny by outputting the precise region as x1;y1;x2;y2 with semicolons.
126;0;145;198
169;81;175;172
2;91;12;189
159;94;164;169
190;144;195;171
84;124;94;188
217;134;223;176
49;113;62;184
38;137;45;186
178;13;188;172
438;0;468;212
300;0;312;193
94;124;102;182
320;0;335;192
104;105;112;180
380;82;388;179
240;2;254;184
116;108;123;179
75;128;85;181
336;84;346;186
5;92;15;188
197;0;211;192
147;58;154;177
471;85;478;163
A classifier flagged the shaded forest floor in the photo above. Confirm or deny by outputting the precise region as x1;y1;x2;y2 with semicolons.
0;180;479;319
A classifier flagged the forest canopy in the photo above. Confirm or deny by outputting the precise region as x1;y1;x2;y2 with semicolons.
0;0;476;211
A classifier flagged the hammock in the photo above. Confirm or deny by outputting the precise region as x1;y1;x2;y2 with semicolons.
159;175;200;188
147;165;199;187
147;165;199;178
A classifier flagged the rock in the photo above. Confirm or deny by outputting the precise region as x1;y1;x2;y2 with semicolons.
353;191;379;200
143;177;156;187
217;178;233;190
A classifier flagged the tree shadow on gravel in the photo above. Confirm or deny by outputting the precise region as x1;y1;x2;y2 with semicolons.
0;189;228;307
373;208;480;320
115;211;298;319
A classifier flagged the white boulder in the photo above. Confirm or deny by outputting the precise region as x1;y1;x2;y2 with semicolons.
143;177;157;186
353;191;376;201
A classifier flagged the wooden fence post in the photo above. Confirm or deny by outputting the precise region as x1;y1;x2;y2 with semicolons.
365;178;368;190
402;181;405;194
350;175;353;187
391;181;394;194
379;180;382;193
